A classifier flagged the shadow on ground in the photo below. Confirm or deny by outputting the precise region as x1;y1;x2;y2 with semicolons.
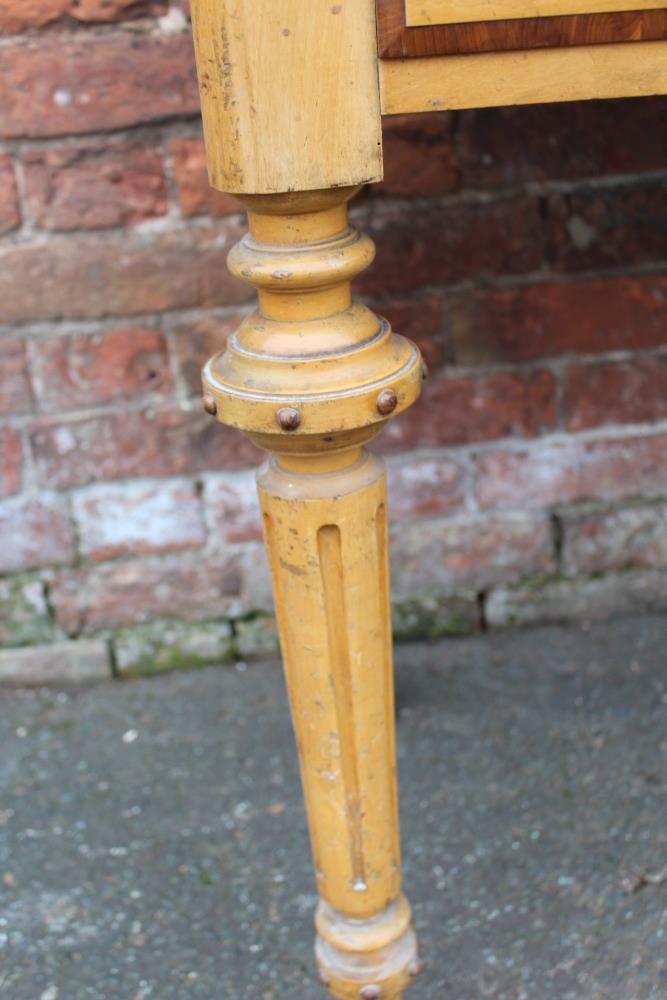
0;615;665;999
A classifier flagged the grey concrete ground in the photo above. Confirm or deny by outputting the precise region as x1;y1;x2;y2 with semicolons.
0;616;665;1000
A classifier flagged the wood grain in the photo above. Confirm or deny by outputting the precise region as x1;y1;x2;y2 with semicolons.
380;38;667;111
377;0;667;57
189;0;382;195
407;0;667;26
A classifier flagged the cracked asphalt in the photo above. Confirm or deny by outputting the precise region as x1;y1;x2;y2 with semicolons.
0;615;665;999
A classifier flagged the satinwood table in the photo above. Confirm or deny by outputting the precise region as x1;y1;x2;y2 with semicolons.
187;3;667;996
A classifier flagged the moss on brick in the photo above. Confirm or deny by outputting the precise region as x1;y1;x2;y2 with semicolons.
0;575;53;647
392;594;478;642
112;620;235;678
234;615;280;661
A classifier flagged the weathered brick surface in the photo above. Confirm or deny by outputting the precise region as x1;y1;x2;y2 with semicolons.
373;294;446;371
0;577;52;647
0;153;20;234
30;408;261;489
378;369;556;452
204;471;262;544
2;54;667;672
476;432;667;511
0;493;74;572
357;195;544;295
0;34;198;138
29;326;171;411
170;313;247;396
50;552;243;633
234;617;280;660
564;356;667;431
113;619;235;676
561;501;667;575
448;272;667;365
0;640;110;684
391;512;554;597
0;427;23;496
0;339;32;415
486;569;667;628
72;479;205;560
376;113;458;197
0;1;166;33
392;593;480;641
386;453;466;521
458;99;667;190
0;221;250;322
170;136;242;219
548;181;667;273
22;142;167;231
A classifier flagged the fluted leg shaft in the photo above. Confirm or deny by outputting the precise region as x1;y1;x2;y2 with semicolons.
259;449;418;997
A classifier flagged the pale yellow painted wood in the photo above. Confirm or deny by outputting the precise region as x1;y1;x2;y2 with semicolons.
406;0;667;27
380;39;667;114
201;187;424;998
188;0;383;195
259;452;418;998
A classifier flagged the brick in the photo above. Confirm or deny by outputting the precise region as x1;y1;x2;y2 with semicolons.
476;432;667;511
234;617;280;661
392;594;480;641
204;471;262;544
72;478;205;560
0;34;198;139
548;181;667;273
0;493;74;572
458;98;667;190
29;326;171;411
170;313;247;396
68;0;166;20
375;113;458;197
386;453;466;521
564;356;667;432
370;294;446;371
378;369;556;453
170;136;241;219
30;407;261;490
230;540;273;613
50;552;243;633
0;1;166;33
0;220;249;322
448;272;667;365
356;195;544;295
486;569;667;628
0;153;20;234
390;512;554;597
0;640;110;684
0;427;23;496
560;501;667;576
22;142;167;231
0;576;52;647
0;339;32;414
113;619;235;677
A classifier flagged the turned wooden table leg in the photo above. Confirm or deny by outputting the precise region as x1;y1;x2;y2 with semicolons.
187;2;420;994
200;189;424;998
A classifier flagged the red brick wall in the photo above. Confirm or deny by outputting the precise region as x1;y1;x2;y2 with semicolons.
1;4;666;680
